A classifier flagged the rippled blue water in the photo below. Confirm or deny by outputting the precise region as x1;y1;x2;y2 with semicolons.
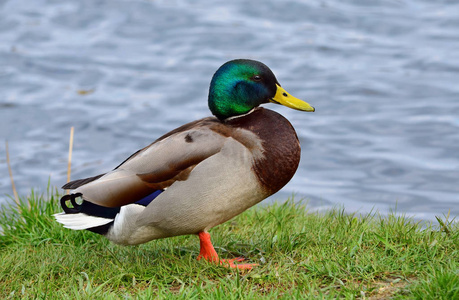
1;0;458;221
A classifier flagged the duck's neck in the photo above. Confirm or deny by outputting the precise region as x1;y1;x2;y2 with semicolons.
223;108;257;122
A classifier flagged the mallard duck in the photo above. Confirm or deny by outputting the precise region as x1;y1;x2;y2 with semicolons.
54;59;314;269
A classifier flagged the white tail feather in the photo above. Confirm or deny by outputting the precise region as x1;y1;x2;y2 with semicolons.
54;205;163;245
54;212;113;230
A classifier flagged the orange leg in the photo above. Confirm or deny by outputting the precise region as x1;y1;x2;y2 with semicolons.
196;231;258;270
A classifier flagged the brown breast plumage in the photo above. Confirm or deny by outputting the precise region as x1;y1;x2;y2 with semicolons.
226;107;301;196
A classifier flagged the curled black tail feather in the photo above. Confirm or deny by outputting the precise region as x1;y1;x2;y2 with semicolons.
60;193;83;214
59;193;119;235
60;193;121;219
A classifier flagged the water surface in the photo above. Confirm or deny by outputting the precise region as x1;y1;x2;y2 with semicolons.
1;0;458;221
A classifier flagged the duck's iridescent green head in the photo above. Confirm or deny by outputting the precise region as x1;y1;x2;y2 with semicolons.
208;59;315;120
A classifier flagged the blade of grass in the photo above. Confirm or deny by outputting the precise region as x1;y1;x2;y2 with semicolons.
66;126;74;194
5;140;20;206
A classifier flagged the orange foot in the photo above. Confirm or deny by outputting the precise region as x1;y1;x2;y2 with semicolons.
196;231;258;270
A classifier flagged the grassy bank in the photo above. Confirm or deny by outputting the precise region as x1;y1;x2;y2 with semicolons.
0;190;457;299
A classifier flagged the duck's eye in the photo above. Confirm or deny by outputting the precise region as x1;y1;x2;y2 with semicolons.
252;75;262;82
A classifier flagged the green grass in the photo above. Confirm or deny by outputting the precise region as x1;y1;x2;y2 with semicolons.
0;190;457;299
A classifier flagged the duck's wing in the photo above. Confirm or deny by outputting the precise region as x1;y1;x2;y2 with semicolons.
62;174;105;189
69;117;229;208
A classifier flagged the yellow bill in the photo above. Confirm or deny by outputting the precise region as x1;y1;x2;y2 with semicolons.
270;84;315;112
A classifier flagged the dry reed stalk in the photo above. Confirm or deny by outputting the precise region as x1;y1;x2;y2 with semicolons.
5;141;20;206
66;127;74;194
